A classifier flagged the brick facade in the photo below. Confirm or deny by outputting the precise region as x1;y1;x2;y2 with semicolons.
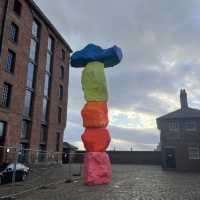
0;0;71;163
157;90;200;171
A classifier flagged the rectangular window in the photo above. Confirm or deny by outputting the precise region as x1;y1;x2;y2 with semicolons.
185;121;196;131
169;121;179;131
61;49;65;60
44;74;50;97
0;121;6;137
29;20;40;62
10;23;19;43
48;36;54;52
5;50;15;73
60;66;64;80
58;107;62;124
29;38;37;61
56;132;60;152
42;98;48;122
46;36;54;72
21;120;30;139
45;53;51;73
32;20;39;39
13;0;22;16
188;147;200;160
26;63;35;89
40;125;47;144
0;83;12;107
23;90;32;117
59;85;63;100
41;36;54;124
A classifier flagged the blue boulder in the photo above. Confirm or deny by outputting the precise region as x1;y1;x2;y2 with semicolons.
70;44;123;68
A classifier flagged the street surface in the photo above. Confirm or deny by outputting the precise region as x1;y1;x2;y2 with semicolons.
1;165;200;200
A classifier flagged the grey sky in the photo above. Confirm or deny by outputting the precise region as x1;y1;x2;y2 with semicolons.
34;0;200;150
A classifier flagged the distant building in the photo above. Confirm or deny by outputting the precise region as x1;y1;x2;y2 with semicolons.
62;142;78;163
157;89;200;171
0;0;72;163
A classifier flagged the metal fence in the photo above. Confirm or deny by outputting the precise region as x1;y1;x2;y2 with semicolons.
0;146;84;199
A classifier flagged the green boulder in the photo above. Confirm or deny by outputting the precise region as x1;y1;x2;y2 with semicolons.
81;62;108;101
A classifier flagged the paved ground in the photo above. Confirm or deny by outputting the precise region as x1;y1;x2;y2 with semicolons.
1;165;200;200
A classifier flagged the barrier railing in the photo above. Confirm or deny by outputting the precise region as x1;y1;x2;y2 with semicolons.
0;146;84;199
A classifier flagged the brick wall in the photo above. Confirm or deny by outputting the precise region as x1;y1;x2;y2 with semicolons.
0;0;70;162
73;151;161;165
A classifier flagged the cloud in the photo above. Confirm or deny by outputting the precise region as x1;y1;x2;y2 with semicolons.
34;0;200;150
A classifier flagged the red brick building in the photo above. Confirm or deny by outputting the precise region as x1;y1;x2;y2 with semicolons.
0;0;72;163
157;90;200;171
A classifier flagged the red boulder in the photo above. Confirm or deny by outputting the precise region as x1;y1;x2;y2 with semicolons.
81;128;111;152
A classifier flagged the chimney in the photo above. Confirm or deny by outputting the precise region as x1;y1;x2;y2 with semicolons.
180;89;188;109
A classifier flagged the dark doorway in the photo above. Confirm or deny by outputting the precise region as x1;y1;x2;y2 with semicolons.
0;121;7;163
38;145;46;162
18;143;29;163
164;148;176;169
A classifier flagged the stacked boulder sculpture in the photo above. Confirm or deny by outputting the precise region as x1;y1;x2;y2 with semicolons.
71;44;123;185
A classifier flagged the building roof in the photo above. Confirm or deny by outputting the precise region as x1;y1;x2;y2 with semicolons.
63;142;78;150
157;107;200;120
29;0;72;52
157;89;200;121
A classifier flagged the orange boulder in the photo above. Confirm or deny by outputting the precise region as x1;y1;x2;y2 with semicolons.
81;128;111;152
81;101;108;128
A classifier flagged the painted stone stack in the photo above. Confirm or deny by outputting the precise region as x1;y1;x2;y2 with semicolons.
71;44;123;185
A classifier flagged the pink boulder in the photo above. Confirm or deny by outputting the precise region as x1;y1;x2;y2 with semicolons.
84;152;112;185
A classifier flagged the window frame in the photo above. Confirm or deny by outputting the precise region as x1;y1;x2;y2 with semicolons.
59;85;64;100
188;146;200;160
5;49;16;73
40;125;47;144
26;62;36;89
42;97;49;123
0;83;12;108
21;120;30;140
46;35;54;73
0;121;7;138
13;0;22;16
44;73;50;97
29;19;40;64
185;121;197;131
9;22;19;43
58;107;62;124
169;121;179;132
60;65;64;80
48;36;54;53
23;89;33;118
61;49;65;60
56;132;60;152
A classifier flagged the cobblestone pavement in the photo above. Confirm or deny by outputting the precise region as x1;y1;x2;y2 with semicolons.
0;163;80;198
2;165;200;200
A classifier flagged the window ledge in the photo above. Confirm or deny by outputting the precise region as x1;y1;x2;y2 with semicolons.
0;106;9;113
20;138;29;143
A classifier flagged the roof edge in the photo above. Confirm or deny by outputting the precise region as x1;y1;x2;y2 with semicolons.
156;109;181;121
29;0;72;53
157;107;200;121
